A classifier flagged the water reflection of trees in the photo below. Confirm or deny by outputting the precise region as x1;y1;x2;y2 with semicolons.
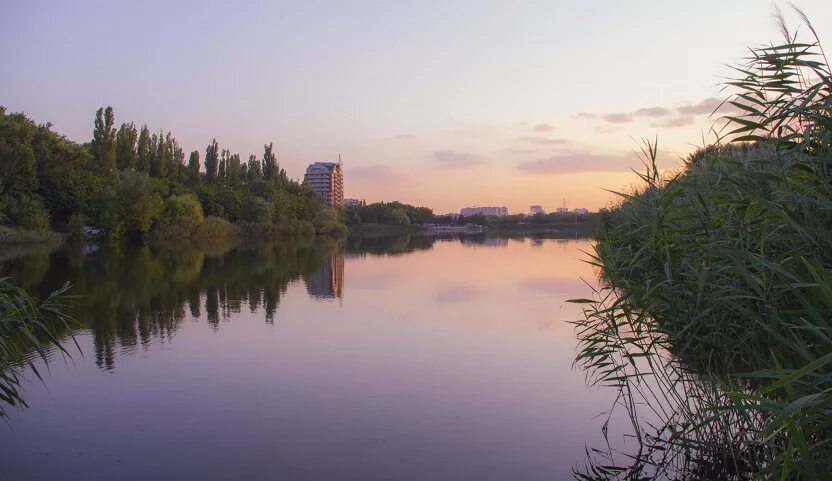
0;238;343;370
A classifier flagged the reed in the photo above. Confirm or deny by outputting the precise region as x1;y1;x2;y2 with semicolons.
572;6;832;479
0;278;76;418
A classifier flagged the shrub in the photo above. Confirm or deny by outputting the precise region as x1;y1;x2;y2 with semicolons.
153;194;204;238
192;216;240;238
66;213;86;241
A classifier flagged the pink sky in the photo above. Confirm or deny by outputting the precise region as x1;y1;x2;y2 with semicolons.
3;1;831;213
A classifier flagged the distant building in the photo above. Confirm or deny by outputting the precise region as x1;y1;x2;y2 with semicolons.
460;206;508;217
343;198;363;207
573;207;589;215
529;205;544;215
555;207;570;214
304;160;343;206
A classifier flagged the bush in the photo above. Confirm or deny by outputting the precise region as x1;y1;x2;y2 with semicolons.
192;216;240;238
312;208;348;236
152;194;204;238
4;195;50;232
66;213;86;241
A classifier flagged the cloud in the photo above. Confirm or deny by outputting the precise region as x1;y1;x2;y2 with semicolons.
651;116;695;128
517;151;636;173
677;97;723;115
531;123;555;133
432;150;484;169
602;113;634;124
393;134;414;140
577;98;737;126
347;165;404;183
516;136;568;145
634;106;671;117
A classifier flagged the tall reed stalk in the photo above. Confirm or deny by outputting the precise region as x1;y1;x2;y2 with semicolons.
0;278;75;418
573;6;832;479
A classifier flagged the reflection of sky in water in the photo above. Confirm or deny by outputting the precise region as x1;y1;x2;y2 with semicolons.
0;237;631;481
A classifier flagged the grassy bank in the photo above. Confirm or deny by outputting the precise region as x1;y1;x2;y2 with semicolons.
0;226;61;245
573;13;832;479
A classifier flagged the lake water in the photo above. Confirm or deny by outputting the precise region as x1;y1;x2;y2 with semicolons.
0;234;633;481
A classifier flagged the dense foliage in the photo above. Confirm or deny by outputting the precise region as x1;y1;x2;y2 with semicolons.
574;12;832;479
0;107;345;240
345;201;434;227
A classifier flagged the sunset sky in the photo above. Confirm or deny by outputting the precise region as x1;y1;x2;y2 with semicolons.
3;1;831;213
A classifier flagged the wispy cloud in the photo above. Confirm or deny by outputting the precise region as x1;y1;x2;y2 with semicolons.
517;152;635;173
602;113;634;124
651;116;695;128
516;136;568;145
393;134;415;140
676;97;723;115
531;123;555;133
634;106;671;117
576;97;738;126
347;164;405;183
432;150;484;169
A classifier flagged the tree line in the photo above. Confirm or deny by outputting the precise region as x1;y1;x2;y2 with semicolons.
0;106;346;240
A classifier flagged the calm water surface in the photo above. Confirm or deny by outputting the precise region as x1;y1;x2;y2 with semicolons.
0;234;631;481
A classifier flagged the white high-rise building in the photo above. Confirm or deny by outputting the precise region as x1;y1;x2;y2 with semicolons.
304;160;344;206
529;205;544;215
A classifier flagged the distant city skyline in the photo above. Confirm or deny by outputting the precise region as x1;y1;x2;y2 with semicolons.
3;1;831;212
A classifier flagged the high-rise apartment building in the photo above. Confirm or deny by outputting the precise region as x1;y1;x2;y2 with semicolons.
304;160;344;206
529;205;544;215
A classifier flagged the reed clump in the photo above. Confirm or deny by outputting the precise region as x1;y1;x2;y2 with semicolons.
573;8;832;479
0;278;76;417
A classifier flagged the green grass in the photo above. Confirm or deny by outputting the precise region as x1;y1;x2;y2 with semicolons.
572;8;832;479
0;226;60;245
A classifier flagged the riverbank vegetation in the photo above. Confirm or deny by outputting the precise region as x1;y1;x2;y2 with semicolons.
0;107;345;243
0;278;75;418
344;200;599;235
573;10;832;479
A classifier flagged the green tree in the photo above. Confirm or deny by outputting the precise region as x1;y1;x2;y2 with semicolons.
263;142;277;181
159;194;204;234
92;106;116;173
218;149;228;183
187;150;200;182
227;153;241;185
151;130;170;178
169;135;184;180
205;139;219;183
115;122;137;170
247;154;262;181
136;125;151;173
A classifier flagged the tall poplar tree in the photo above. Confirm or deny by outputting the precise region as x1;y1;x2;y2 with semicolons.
205;139;219;183
151;130;170;178
136;125;151;173
247;154;262;181
218;149;228;183
187;151;200;177
263;142;278;181
115;122;138;170
170;135;184;180
148;132;160;177
92;106;117;172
